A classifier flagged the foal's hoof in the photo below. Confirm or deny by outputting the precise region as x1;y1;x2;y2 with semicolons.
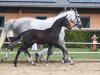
1;58;3;63
44;61;48;63
14;64;17;67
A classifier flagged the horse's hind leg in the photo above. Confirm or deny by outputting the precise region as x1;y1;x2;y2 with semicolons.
1;43;14;62
1;49;11;62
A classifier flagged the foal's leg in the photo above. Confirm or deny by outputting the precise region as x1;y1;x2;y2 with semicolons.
45;45;53;62
24;49;35;65
14;46;23;67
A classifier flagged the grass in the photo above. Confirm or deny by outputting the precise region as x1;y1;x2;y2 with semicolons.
0;47;100;60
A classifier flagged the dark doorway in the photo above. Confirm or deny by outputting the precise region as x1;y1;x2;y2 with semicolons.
0;16;5;27
80;16;90;28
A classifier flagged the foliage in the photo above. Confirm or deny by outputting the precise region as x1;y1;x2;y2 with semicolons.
65;30;100;48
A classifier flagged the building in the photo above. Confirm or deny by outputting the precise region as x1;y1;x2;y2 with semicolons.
0;0;100;31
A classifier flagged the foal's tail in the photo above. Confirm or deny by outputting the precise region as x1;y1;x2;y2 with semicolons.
10;32;25;43
0;19;15;49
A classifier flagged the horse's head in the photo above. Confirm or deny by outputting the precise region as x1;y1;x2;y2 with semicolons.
65;9;82;29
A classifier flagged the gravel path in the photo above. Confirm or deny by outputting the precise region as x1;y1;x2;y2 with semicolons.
0;61;100;75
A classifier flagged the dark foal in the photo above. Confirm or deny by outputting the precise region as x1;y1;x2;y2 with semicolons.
11;15;72;67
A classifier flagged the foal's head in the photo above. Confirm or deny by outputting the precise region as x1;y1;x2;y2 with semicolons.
61;15;72;30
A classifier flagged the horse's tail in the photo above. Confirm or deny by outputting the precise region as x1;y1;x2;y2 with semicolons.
10;32;25;43
0;19;15;49
0;30;7;49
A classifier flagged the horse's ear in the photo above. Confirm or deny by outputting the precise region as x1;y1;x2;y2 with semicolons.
74;8;76;10
70;8;73;10
74;8;77;12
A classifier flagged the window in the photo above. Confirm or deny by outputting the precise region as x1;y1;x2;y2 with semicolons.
80;16;90;28
0;16;5;27
36;16;47;20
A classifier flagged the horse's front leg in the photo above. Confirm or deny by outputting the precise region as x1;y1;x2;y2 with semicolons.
58;40;74;65
62;43;74;65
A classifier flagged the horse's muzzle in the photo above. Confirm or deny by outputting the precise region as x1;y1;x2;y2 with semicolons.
77;22;82;29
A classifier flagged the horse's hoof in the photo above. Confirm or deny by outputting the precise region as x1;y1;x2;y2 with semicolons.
70;62;74;65
31;61;36;66
61;60;64;63
46;64;49;67
61;59;73;63
31;63;36;66
61;59;67;63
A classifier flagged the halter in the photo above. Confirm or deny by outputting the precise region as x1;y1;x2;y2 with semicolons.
73;10;82;26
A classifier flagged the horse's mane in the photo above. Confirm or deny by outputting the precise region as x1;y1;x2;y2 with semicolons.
56;9;73;16
50;10;74;20
34;10;72;21
5;19;16;25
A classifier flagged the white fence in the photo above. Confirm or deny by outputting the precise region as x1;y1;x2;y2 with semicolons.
2;41;100;54
65;42;100;44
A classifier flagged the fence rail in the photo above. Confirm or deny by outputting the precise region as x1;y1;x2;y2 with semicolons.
65;42;100;44
3;42;100;44
0;52;100;54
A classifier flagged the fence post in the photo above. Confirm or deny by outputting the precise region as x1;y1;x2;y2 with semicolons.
92;34;97;51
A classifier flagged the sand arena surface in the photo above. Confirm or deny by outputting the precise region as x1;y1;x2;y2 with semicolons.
0;61;100;75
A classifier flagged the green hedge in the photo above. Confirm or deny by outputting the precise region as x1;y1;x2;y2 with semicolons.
3;30;100;48
65;30;100;48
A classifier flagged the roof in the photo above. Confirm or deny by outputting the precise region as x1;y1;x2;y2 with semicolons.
66;0;100;8
0;0;100;8
0;0;66;8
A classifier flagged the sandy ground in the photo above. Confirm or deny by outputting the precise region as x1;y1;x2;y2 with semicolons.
0;61;100;75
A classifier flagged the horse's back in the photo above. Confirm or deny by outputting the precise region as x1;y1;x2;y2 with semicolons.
13;17;54;32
